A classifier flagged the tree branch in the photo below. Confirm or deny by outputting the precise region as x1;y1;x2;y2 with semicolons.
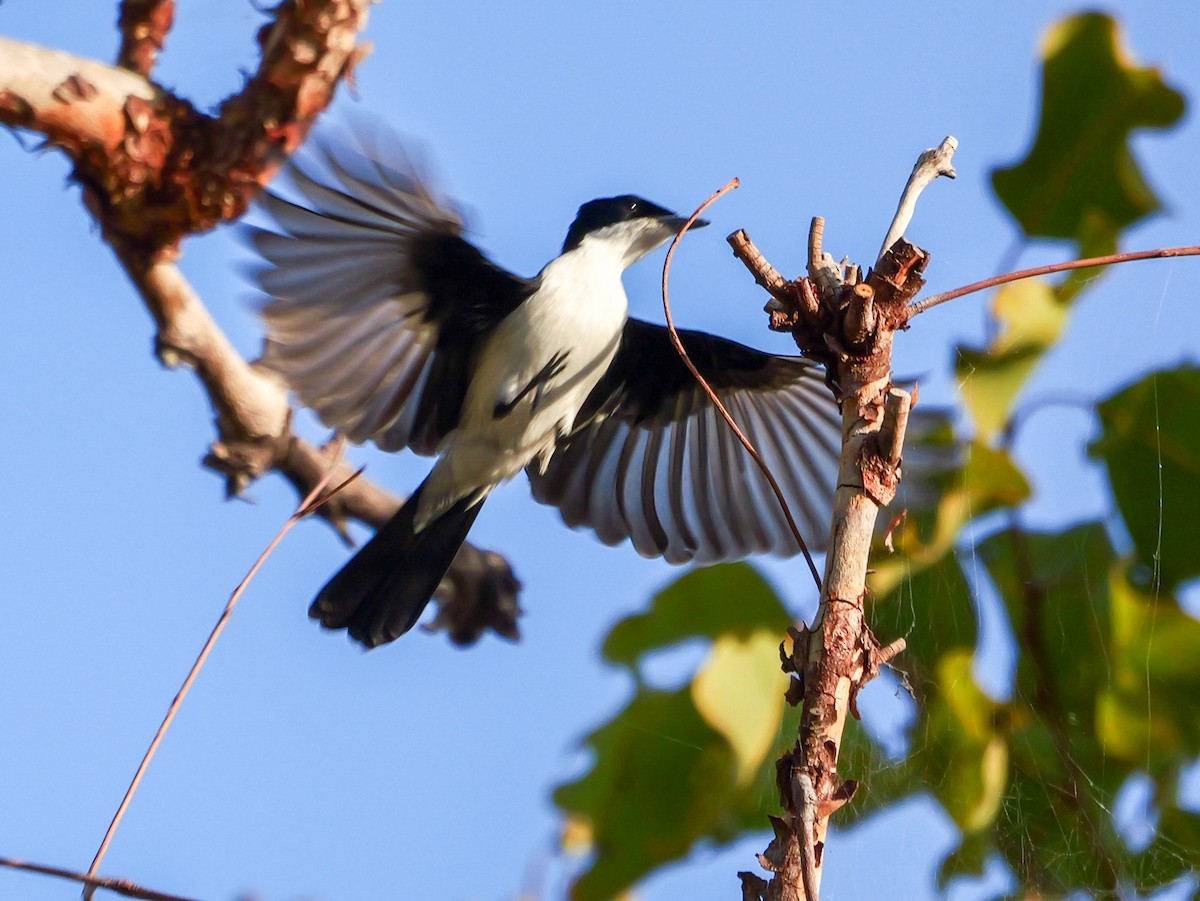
0;856;198;901
0;8;520;648
116;0;176;77
0;35;160;148
908;243;1200;315
734;140;956;900
2;0;371;253
877;137;957;265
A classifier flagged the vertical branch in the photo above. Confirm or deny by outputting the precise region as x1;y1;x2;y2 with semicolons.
734;139;955;899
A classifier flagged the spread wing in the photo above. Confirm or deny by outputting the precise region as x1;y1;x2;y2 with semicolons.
246;119;535;455
527;319;841;564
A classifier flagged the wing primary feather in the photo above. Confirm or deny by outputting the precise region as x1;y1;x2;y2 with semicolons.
745;395;817;548
718;391;773;554
665;393;699;560
697;402;734;561
636;425;670;557
773;391;840;530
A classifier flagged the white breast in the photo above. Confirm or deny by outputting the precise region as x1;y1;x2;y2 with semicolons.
416;241;630;525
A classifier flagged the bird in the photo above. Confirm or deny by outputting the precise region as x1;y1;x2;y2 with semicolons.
246;118;841;649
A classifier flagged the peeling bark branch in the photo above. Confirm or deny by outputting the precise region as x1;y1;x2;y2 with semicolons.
734;140;956;900
2;0;370;252
0;35;160;148
0;6;520;648
116;0;176;77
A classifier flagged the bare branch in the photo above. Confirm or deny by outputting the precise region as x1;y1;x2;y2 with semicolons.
121;250;291;445
0;36;160;146
0;0;372;252
83;447;354;892
0;856;198;901
876;136;957;266
732;145;939;900
728;228;792;301
806;216;842;298
908;243;1200;315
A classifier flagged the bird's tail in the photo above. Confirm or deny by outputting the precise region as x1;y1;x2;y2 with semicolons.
309;479;487;648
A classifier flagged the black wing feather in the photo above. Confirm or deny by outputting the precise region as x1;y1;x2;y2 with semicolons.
528;319;841;563
247;119;535;454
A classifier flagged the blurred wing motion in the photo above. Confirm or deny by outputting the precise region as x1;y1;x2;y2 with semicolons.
248;120;843;572
246;121;534;456
528;320;841;563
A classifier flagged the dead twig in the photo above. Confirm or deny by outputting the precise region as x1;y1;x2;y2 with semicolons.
83;443;359;893
908;244;1200;316
661;178;823;590
877;137;958;265
0;856;199;901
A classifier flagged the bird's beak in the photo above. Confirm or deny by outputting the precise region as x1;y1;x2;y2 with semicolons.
661;215;709;233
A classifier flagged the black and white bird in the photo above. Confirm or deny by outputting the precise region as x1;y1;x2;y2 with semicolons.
247;120;841;649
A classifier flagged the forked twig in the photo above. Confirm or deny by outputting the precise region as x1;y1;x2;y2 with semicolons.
661;178;823;590
82;440;361;895
908;244;1200;315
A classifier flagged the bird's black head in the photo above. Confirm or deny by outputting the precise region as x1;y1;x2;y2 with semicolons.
562;194;708;254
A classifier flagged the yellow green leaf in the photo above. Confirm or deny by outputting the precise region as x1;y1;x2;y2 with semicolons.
691;628;788;786
956;280;1066;442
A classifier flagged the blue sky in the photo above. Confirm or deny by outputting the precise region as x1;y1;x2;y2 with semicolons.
3;2;1199;900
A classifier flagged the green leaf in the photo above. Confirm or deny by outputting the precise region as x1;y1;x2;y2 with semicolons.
991;11;1184;251
558;564;798;899
980;523;1115;722
871;440;1029;598
602;562;791;672
996;724;1126;896
553;688;742;901
937;828;993;888
1090;365;1200;591
960;13;1186;445
928;650;1009;833
1097;564;1200;768
968;525;1200;896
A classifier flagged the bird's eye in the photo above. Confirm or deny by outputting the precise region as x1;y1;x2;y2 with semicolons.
628;201;639;212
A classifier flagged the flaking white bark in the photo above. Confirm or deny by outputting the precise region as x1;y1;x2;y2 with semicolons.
0;37;158;147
